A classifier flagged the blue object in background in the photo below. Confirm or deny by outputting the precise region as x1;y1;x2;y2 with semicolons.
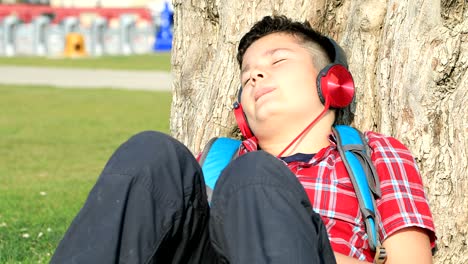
153;1;173;52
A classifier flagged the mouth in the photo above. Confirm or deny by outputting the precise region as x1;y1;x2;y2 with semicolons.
254;87;276;102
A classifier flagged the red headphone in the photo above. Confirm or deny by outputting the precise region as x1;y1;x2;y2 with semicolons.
233;37;355;139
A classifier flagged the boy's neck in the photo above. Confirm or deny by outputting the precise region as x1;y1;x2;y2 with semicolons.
256;112;334;157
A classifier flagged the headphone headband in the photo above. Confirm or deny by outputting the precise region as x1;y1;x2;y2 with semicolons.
322;36;349;68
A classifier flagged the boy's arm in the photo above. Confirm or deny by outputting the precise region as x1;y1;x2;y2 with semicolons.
334;226;432;264
381;226;433;264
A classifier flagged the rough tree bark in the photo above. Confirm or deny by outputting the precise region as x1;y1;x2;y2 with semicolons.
171;0;467;263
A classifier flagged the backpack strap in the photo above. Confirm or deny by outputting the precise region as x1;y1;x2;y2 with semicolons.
333;125;385;258
199;137;241;203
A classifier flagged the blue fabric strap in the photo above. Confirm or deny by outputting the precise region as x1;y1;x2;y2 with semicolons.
334;125;381;251
200;137;241;203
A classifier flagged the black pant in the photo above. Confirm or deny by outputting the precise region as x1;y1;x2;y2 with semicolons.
51;131;336;264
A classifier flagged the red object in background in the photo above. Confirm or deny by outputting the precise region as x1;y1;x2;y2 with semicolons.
0;4;152;24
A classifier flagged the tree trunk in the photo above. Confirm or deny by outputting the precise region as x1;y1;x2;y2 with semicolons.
171;0;467;263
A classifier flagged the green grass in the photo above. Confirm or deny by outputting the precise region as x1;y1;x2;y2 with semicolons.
0;84;172;263
0;53;171;71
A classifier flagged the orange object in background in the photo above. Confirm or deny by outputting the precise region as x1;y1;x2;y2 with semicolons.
63;33;88;58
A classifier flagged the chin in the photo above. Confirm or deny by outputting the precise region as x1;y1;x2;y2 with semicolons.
254;101;283;121
254;109;276;123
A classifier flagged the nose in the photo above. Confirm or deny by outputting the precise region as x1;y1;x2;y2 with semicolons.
251;69;265;83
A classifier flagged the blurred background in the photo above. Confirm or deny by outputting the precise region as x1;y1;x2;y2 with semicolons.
0;0;173;57
0;1;174;263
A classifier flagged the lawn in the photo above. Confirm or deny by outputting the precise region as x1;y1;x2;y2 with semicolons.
0;84;172;263
0;53;171;72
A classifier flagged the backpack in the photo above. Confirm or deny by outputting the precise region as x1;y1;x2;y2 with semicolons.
198;125;387;262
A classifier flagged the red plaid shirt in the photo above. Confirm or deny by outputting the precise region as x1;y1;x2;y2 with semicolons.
239;130;436;261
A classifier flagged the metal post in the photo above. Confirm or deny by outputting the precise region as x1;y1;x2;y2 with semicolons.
2;15;20;57
62;16;79;36
90;16;107;56
32;15;51;56
119;14;136;55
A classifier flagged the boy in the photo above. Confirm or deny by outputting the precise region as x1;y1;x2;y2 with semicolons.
51;15;435;264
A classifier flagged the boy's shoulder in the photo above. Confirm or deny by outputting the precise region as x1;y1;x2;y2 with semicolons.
362;130;423;183
363;130;412;153
362;130;419;166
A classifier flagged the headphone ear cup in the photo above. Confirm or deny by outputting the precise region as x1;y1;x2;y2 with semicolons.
233;102;254;139
317;64;355;108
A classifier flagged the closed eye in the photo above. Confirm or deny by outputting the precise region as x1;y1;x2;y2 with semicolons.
273;59;286;65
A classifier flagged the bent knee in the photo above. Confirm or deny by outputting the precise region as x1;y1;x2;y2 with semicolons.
103;131;194;175
234;150;275;165
214;151;304;198
128;130;174;147
227;151;282;177
215;151;284;188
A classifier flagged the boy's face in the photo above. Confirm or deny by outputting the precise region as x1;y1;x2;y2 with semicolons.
239;32;325;137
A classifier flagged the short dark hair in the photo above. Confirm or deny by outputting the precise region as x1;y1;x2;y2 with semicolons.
236;15;354;125
237;15;331;70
